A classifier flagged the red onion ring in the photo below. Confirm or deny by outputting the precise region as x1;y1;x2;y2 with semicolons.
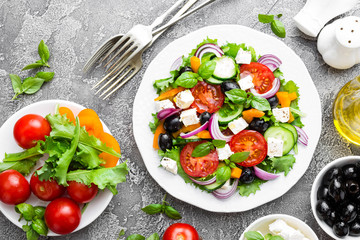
170;56;183;72
212;178;239;199
258;54;282;72
157;108;181;121
189;176;216;185
209;114;233;142
253;166;280;180
194;43;224;60
180;121;209;138
295;126;309;146
250;78;280;99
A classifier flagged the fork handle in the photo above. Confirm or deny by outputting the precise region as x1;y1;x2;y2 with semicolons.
150;0;186;29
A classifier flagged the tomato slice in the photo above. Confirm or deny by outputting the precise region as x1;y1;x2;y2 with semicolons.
229;130;267;167
190;81;224;113
180;141;219;178
240;62;275;94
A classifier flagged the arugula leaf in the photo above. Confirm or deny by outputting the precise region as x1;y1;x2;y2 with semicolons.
258;14;274;23
191;142;212;157
146;233;160;240
22;77;45;94
142;204;163;215
31;218;48;236
269;154;296;176
251;96;271;111
15;203;35;221
271;20;286;38
238;178;266;197
149;113;160;134
216;165;231;183
230;152;250;163
9;74;23;100
175;72;201;88
66;162;128;194
198;60;216;79
0;157;40;175
38;40;50;67
225;89;247;104
244;231;264;240
221;42;245;58
212;139;226;148
127;234;145;240
73;143;103;169
35;72;54;82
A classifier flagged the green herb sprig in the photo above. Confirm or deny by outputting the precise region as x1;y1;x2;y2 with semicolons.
225;89;271;111
141;194;182;220
258;14;286;38
22;40;50;70
191;139;226;158
126;233;160;240
216;152;249;183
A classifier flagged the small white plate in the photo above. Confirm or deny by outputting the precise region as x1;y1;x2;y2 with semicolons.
133;25;322;212
239;214;319;240
0;99;114;236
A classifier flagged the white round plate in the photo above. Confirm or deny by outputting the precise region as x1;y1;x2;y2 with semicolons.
0;100;114;236
133;25;322;212
238;214;319;240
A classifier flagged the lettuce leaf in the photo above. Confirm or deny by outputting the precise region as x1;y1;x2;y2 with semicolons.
3;142;43;162
0;156;40;175
269;154;296;176
73;143;103;169
238;178;266;197
149;113;160;134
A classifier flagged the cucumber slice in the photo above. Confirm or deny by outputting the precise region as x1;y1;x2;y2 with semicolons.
201;180;226;193
279;123;298;142
213;56;237;80
264;126;295;155
205;77;223;85
217;104;244;125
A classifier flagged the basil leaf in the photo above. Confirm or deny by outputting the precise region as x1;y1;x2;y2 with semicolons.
212;139;226;148
225;89;247;104
277;14;283;18
224;159;230;165
269;236;284;240
191;142;212;157
118;229;126;237
230;152;250;163
127;234;145;240
201;52;215;63
22;63;44;71
34;206;46;219
9;74;23;96
23;225;40;240
22;77;45;94
251;96;271;111
271;20;286;38
31;218;48;236
175;72;201;88
198;60;216;79
164;205;182;220
15;203;35;221
229;162;237;169
38;40;50;66
146;233;160;240
216;165;231;183
258;14;274;23
141;204;163;215
35;71;54;82
244;231;264;240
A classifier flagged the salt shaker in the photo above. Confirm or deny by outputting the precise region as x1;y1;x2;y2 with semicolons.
317;16;360;69
293;0;359;37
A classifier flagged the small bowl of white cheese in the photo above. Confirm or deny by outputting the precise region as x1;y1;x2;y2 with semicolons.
239;214;318;240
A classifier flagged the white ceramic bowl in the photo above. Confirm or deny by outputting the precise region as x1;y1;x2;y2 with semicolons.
239;214;318;240
310;156;360;239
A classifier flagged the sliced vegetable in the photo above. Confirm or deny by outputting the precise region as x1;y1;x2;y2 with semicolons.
276;92;291;107
201;179;226;192
253;166;280;180
180;122;209;139
196;130;212;139
242;109;265;123
59;107;75;124
194;43;224;60
212;178;239;199
205;76;223;85
288;112;295;123
213;56;237;80
294;126;309;146
289;92;298;101
250;77;280;99
231;167;242;179
218;103;244;124
190;56;201;73
153;121;165;149
154;87;185;101
157;108;181;121
257;54;282;72
170;56;183;71
98;132;121;168
173;123;201;138
209;114;233;142
77;109;103;138
264;126;295;155
189;176;216;185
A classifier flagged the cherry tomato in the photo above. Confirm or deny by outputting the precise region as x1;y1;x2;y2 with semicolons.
44;197;81;235
240;62;275;94
163;223;200;240
229;130;267;167
180;141;219;178
30;169;65;201
0;170;31;205
67;181;98;203
191;81;224;113
13;114;51;149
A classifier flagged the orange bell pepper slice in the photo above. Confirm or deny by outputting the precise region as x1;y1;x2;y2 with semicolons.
154;87;185;101
276;92;291;108
59;107;75;124
77;109;104;138
288;92;298;101
172;123;201;138
288;112;295;123
231;167;242;179
153;121;165;149
98;132;121;168
242;109;265;123
196;130;212;139
190;56;201;73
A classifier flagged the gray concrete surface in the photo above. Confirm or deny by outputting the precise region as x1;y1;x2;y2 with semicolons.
1;0;360;239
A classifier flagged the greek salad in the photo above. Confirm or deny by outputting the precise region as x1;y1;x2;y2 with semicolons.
149;38;308;199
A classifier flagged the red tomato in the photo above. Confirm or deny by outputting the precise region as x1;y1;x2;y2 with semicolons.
30;169;65;201
67;181;98;203
163;223;200;240
240;62;275;94
229;130;267;167
180;141;219;178
190;81;224;113
13;114;51;149
0;170;30;205
44;197;81;235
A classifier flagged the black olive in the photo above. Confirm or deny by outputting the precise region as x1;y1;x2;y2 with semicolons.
328;177;346;203
249;118;270;133
267;95;279;109
316;200;332;220
323;167;343;186
199;112;211;125
164;115;183;133
158;133;172;151
340;203;357;223
240;168;254;184
346;179;360;196
317;185;331;201
343;164;358;179
221;81;239;93
325;210;339;227
350;221;360;236
333;221;349;237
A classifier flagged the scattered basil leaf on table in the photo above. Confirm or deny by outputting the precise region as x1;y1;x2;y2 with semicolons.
38;40;50;67
35;71;54;82
146;233;160;240
127;234;145;240
22;77;45;94
258;14;274;23
22;63;45;71
163;205;182;220
141;204;163;215
142;194;182;220
258;14;286;38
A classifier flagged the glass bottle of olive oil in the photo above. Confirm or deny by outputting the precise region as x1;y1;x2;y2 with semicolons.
333;75;360;145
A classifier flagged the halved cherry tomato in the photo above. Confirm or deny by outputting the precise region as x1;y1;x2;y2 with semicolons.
190;81;224;113
240;62;275;94
59;107;75;124
163;223;200;240
77;109;103;138
98;132;121;168
180;141;219;178
229;130;267;167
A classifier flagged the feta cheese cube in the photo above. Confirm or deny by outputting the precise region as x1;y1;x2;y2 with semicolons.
173;90;194;109
267;137;284;157
219;179;231;191
272;107;290;123
180;108;199;127
228;117;248;134
238;74;254;90
269;219;309;240
216;144;234;160
235;48;252;64
160;157;178;175
155;99;175;112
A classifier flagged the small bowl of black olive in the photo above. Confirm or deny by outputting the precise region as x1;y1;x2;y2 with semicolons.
311;156;360;239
